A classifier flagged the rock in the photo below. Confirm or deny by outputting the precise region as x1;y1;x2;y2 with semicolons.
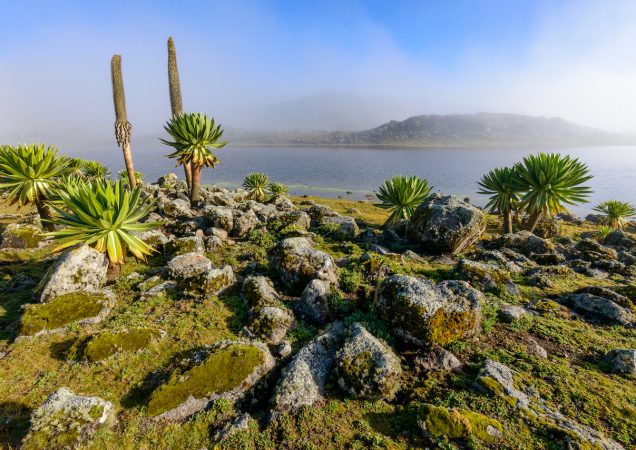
321;215;359;240
527;340;548;359
214;413;251;442
455;259;517;295
407;194;485;254
36;245;109;303
494;231;555;257
606;349;636;375
477;359;624;450
207;227;229;241
167;253;235;297
202;265;236;297
268;210;311;233
275;340;293;358
585;213;604;224
19;290;116;337
498;304;527;323
532;252;565;265
249;306;294;345
204;235;224;251
206;191;237;207
157;173;178;188
402;250;425;263
135;229;170;248
67;328;163;362
242;276;281;309
0;223;44;249
157;197;194;219
304;203;339;225
369;244;391;255
376;275;482;347
270;195;296;211
604;229;636;249
533;218;562;238
415;345;462;372
22;388;113;449
335;323;402;400
575;239;617;261
167;252;213;280
294;279;332;325
232;209;260;238
270;237;339;294
165;236;205;256
147;340;275;421
205;206;234;233
140;280;178;299
417;404;503;442
564;292;635;326
271;322;345;414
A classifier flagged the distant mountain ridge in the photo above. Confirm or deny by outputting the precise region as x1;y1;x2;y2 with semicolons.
227;112;630;147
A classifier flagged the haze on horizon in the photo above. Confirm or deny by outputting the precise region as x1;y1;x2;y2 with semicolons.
2;0;636;150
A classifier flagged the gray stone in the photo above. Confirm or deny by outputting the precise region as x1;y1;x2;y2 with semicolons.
37;245;109;303
249;305;294;345
135;229;170;248
304;203;339;224
477;360;623;450
268;210;311;232
167;252;213;281
575;238;618;261
455;259;517;294
495;231;555;257
165;236;205;256
23;387;113;449
214;413;251;442
156;173;178;188
415;345;462;372
376;275;482;347
204;235;224;252
270;237;339;294
335;323;402;400
270;195;296;211
527;340;548;359
0;223;43;249
204;206;234;232
604;230;636;249
499;304;527;323
321;215;359;240
140;281;178;299
272;322;345;414
294;279;332;325
242;276;281;309
407;194;485;254
606;349;636;375
232;209;259;238
565;293;635;326
157;197;194;219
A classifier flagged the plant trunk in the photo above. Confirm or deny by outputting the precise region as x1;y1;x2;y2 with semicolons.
167;37;192;194
106;263;121;281
190;165;202;208
503;209;513;234
111;55;136;189
525;210;543;233
36;200;56;231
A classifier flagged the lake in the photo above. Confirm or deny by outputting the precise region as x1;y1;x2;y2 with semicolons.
68;145;636;216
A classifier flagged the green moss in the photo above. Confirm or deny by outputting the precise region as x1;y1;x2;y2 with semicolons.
146;344;264;416
19;292;108;336
418;404;502;442
426;307;478;347
2;225;44;248
165;238;199;256
68;328;161;362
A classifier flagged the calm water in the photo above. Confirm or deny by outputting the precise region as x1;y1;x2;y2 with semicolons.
68;146;636;216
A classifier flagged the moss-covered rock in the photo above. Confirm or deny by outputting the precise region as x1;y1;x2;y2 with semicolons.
67;328;163;362
267;210;311;233
376;275;482;347
417;404;503;442
19;291;114;336
270;237;339;294
22;387;113;450
0;223;44;249
146;341;275;420
165;236;205;256
455;258;517;294
249;306;294;345
241;276;281;310
335;323;402;400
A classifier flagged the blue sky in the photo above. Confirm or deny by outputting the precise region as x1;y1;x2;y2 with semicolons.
1;0;636;146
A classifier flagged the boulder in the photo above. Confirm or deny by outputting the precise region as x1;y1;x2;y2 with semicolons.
417;404;502;442
294;279;332;325
335;323;402;400
19;290;116;337
494;231;555;257
67;328;163;362
157;196;194;219
232;209;259;238
270;195;296;211
606;349;636;375
146;341;275;421
268;210;311;233
0;223;44;249
455;259;518;295
533;218;562;239
407;194;485;254
271;322;345;414
167;253;235;297
604;229;636;249
321;215;359;240
564;292;635;326
242;276;281;309
156;173;178;188
575;238;617;261
135;229;170;248
165;236;205;256
167;252;213;280
376;275;482;347
214;413;251;442
477;359;624;450
248;306;294;345
22;388;113;450
498;304;527;323
36;245;109;303
304;203;339;225
415;345;462;372
204;206;234;233
270;237;339;294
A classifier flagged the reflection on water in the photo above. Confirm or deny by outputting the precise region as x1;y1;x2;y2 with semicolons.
68;145;636;215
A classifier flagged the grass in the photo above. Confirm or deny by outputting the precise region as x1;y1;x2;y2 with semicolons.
1;197;635;448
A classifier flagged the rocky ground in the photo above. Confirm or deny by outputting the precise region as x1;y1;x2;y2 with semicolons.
0;176;635;449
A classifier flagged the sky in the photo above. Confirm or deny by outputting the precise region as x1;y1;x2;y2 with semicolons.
2;0;636;148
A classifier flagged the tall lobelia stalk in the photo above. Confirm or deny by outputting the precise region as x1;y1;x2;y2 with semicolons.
111;55;137;189
167;37;192;193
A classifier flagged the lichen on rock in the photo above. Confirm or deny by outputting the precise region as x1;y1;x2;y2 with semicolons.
417;403;503;442
67;328;163;362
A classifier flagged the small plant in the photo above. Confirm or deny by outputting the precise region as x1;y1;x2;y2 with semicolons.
593;200;636;229
477;166;521;234
596;225;613;241
243;172;270;201
376;175;432;228
161;112;228;207
47;179;161;266
268;182;289;196
514;153;592;232
118;168;144;186
339;267;363;293
0;144;68;231
82;161;111;180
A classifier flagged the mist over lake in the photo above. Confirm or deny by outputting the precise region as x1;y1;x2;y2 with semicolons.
67;145;635;216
